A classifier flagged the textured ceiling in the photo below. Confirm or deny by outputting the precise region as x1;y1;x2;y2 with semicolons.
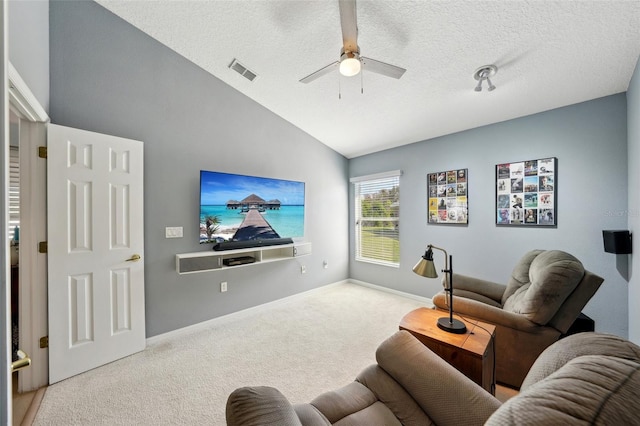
97;0;640;159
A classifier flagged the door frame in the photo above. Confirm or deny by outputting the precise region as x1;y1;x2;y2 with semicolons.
7;62;49;395
2;3;9;421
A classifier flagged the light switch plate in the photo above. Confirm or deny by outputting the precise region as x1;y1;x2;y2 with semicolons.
165;227;183;238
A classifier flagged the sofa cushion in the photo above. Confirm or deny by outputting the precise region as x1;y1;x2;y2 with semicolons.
486;355;640;425
310;380;402;426
502;250;585;325
332;402;401;426
293;404;332;426
309;382;377;424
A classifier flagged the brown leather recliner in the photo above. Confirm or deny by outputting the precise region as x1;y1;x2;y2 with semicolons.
432;249;604;388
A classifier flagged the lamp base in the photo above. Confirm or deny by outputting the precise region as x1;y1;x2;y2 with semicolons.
437;317;467;334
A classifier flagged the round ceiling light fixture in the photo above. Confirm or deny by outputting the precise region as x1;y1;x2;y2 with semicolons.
474;65;498;92
339;49;361;77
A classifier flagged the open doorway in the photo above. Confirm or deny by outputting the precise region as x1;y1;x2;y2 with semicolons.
8;63;49;423
9;110;19;365
9;108;43;425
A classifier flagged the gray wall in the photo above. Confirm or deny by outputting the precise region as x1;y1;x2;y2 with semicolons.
29;0;638;341
350;95;629;338
49;1;349;337
8;0;49;112
628;57;640;344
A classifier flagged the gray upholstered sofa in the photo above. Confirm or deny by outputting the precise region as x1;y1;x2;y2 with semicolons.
433;249;604;388
226;330;640;425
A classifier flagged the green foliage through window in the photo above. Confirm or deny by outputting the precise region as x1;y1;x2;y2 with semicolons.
353;173;400;266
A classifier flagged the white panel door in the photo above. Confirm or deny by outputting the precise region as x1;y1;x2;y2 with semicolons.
47;124;145;384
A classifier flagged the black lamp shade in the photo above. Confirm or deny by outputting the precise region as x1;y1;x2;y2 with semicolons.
602;230;632;254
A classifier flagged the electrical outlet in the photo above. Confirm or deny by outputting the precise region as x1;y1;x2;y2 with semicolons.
220;281;227;292
323;260;329;269
301;265;306;274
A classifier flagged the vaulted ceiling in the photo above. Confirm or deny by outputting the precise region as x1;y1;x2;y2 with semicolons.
97;1;640;158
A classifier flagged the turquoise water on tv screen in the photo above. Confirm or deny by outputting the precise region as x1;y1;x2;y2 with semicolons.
200;205;304;243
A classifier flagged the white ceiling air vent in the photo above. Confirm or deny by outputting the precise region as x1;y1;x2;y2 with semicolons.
229;58;257;82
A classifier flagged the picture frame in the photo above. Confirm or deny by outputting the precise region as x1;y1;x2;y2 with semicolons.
428;169;468;224
496;157;557;226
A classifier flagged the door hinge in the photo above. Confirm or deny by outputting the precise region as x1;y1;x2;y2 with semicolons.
39;336;49;348
38;146;47;158
38;241;48;253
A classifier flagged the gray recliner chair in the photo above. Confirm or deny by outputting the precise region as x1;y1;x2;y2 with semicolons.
432;249;604;388
226;330;640;425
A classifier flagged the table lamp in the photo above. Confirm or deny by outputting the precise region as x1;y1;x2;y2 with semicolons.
413;244;467;334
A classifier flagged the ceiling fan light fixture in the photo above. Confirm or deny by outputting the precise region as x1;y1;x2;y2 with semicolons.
339;50;361;77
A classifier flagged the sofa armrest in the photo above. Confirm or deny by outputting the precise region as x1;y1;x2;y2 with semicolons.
226;386;306;426
434;295;545;333
376;331;501;425
434;289;502;309
450;274;506;304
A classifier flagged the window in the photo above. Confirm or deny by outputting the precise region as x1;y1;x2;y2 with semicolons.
8;146;19;240
351;170;400;267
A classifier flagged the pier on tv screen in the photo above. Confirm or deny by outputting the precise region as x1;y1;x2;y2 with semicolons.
199;170;305;244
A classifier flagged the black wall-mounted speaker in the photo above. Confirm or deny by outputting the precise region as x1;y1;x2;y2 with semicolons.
602;230;632;254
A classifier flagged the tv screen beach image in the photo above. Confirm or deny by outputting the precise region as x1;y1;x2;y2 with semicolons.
199;171;305;244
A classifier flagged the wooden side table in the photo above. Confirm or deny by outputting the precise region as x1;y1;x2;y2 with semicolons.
399;307;496;395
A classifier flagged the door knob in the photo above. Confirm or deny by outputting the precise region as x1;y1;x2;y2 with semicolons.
11;350;31;373
126;254;141;262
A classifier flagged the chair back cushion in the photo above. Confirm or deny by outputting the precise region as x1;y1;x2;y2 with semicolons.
522;332;640;390
502;250;585;325
486;355;640;426
501;250;544;304
375;331;500;425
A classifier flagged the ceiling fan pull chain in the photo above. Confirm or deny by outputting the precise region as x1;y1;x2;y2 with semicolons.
361;68;364;94
338;74;342;100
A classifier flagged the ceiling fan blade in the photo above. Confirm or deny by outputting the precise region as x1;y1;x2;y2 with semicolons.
339;0;358;52
299;61;339;84
361;57;406;79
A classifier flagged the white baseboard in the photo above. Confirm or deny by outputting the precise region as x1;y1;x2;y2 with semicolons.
347;279;435;306
146;279;432;346
146;280;350;345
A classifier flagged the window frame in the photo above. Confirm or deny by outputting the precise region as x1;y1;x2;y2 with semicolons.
351;170;401;268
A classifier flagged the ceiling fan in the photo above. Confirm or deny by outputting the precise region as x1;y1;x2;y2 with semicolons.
299;0;406;84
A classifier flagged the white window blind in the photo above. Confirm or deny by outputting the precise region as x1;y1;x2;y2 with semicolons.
352;171;400;267
8;146;19;240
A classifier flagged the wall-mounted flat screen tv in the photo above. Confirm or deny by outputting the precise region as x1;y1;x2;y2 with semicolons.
199;171;305;244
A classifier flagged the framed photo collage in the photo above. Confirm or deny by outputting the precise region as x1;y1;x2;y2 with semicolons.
496;157;557;226
428;169;468;224
425;158;557;227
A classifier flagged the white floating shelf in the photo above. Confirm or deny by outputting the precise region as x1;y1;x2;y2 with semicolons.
175;242;311;274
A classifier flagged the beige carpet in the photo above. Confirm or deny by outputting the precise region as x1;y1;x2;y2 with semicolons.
33;282;430;425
